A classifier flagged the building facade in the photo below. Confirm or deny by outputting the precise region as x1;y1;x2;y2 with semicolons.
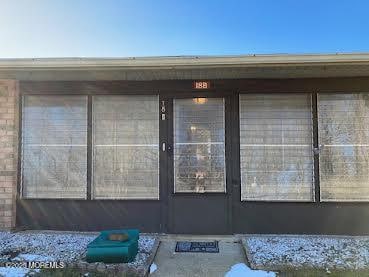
1;54;369;234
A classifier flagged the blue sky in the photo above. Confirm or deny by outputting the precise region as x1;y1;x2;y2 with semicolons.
1;0;368;58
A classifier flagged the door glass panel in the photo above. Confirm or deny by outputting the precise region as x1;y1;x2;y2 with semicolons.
92;95;159;199
174;98;226;193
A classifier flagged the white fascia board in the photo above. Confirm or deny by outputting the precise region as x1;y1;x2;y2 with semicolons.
1;53;369;70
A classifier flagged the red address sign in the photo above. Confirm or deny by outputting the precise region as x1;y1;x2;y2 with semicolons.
193;81;211;90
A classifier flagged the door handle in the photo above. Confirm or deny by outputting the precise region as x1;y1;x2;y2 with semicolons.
161;142;173;153
313;144;324;155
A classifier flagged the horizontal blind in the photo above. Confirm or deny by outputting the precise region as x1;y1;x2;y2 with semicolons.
21;95;87;199
240;94;314;201
319;93;369;201
174;98;226;193
92;95;159;199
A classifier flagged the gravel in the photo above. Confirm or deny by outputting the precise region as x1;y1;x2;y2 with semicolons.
0;231;96;263
244;235;369;270
127;235;156;269
0;231;156;276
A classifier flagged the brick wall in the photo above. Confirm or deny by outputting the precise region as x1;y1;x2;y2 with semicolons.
0;80;18;230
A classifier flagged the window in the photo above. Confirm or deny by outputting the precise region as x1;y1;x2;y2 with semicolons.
239;94;314;201
92;96;159;199
21;96;87;199
319;93;369;201
174;98;226;193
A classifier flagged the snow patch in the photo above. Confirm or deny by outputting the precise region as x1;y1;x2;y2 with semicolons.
149;262;157;274
225;263;275;277
244;235;369;270
0;231;156;272
0;267;30;277
14;253;52;262
0;231;96;263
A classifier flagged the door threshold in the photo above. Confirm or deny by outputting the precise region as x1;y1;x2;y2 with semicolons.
158;234;239;242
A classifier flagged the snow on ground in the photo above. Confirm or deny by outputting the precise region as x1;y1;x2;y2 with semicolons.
225;263;275;277
0;231;156;277
126;235;156;268
0;267;35;277
149;262;157;274
14;253;52;262
244;235;369;270
0;231;96;263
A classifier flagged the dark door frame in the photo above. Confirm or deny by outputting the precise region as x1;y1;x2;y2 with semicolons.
163;91;234;234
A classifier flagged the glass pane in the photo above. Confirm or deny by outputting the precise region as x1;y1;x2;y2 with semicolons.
174;98;226;193
92;95;159;199
319;93;369;201
240;94;314;201
22;95;87;199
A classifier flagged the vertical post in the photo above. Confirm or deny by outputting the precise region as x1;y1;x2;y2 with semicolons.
167;97;174;232
228;93;237;234
17;93;23;199
87;95;92;200
159;95;168;233
312;92;320;203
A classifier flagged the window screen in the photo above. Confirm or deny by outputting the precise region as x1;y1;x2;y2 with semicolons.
239;94;314;201
92;95;159;199
319;93;369;201
21;95;87;199
174;98;226;193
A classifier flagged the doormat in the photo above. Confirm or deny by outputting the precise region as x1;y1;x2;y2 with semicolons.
175;241;219;253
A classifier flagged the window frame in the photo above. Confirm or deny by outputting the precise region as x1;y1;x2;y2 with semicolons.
91;94;160;200
238;92;317;203
20;94;89;200
317;92;369;202
18;92;162;201
19;89;369;204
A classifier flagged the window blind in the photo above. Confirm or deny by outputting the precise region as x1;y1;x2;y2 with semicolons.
174;98;226;193
92;95;159;199
21;95;87;199
239;94;314;201
319;93;369;201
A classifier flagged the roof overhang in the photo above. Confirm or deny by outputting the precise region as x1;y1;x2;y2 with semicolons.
1;53;369;81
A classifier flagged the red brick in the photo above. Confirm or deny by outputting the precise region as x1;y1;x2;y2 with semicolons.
0;80;17;230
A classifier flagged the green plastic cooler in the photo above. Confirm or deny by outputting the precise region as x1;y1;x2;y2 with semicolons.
86;229;139;263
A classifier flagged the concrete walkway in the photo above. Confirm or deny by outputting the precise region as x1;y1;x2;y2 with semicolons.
150;235;246;277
